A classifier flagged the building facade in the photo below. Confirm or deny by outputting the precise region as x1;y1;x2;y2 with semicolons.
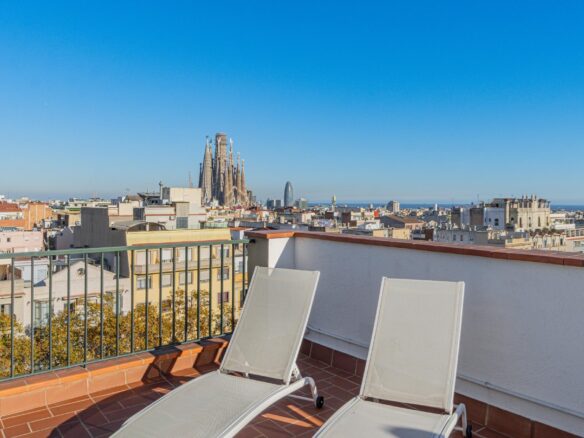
198;133;251;207
284;182;294;208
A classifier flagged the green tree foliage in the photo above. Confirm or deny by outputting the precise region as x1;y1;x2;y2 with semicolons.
0;287;238;378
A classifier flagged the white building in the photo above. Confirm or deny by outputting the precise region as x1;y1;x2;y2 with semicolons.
0;260;131;328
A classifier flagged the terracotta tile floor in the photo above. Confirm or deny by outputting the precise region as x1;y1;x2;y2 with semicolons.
0;355;504;438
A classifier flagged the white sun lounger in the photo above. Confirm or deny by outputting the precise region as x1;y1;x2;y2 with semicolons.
113;266;323;438
315;277;471;438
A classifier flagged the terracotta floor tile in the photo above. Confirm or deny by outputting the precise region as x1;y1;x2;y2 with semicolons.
88;384;132;399
2;423;31;438
255;420;295;437
4;348;560;438
76;409;109;428
48;396;91;409
56;419;91;438
28;412;76;432
85;419;124;436
475;427;512;438
15;429;58;438
102;404;145;423
49;399;94;417
234;425;265;438
2;410;52;430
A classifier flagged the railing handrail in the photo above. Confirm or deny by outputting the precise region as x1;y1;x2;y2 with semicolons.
0;238;250;260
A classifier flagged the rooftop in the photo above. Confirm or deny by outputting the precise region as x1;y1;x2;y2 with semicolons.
0;346;557;438
0;231;582;437
0;203;21;213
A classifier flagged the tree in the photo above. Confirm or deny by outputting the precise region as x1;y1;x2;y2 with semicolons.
0;287;240;379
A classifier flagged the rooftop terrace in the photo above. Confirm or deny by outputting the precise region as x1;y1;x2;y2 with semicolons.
1;231;583;437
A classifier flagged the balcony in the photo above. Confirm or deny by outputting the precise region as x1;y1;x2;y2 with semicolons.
0;232;582;437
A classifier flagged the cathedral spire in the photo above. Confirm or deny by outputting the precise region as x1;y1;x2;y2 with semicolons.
198;132;251;207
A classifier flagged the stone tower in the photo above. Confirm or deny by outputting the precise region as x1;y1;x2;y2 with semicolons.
198;133;252;207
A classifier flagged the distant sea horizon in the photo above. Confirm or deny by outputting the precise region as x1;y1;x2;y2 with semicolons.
308;202;584;212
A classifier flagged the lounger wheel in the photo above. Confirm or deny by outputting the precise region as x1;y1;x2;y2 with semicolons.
315;396;325;409
466;424;472;438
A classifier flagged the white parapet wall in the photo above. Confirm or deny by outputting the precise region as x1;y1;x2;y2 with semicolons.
247;232;584;435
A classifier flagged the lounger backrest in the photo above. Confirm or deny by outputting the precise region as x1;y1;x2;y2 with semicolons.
360;277;465;414
220;266;320;384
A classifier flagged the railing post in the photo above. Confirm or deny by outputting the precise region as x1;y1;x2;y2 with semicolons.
196;245;200;340
10;257;15;378
145;249;149;350
116;251;120;356
231;243;235;332
48;255;53;369
172;247;176;343
84;253;88;366
30;256;34;373
184;246;189;342
158;249;163;347
130;249;135;353
100;253;104;359
220;244;224;334
208;245;213;337
66;255;71;366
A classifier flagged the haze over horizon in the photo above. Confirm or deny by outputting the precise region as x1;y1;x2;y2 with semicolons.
1;1;583;203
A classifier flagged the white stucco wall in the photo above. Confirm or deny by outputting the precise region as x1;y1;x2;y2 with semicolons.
248;235;584;434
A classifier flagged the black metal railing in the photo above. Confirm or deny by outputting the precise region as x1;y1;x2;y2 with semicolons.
0;239;249;381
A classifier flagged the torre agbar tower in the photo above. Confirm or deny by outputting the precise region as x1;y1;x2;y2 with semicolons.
198;133;250;207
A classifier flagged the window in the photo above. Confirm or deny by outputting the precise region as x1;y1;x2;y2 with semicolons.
199;270;210;283
199;246;211;260
0;303;12;316
161;249;172;263
179;271;193;284
176;217;188;229
136;250;147;265
177;248;194;262
217;292;230;303
234;257;245;273
137;276;152;289
6;238;11;243
162;274;172;287
494;218;500;227
217;270;230;281
34;301;50;326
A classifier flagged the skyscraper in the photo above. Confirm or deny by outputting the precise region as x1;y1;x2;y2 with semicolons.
284;181;294;207
198;133;251;207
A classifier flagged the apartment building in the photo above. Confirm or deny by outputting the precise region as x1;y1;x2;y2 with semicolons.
379;214;425;230
0;203;24;229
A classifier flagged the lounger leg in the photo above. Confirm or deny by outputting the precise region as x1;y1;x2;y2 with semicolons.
287;374;325;409
442;403;471;438
460;403;472;437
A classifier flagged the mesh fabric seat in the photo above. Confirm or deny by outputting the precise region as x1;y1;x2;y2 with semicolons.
113;266;321;438
315;277;470;438
113;372;286;437
315;398;452;438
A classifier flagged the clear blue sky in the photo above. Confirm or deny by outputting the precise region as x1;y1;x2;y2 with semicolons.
1;1;583;204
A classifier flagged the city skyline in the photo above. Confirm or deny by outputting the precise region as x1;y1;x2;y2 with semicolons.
1;2;584;203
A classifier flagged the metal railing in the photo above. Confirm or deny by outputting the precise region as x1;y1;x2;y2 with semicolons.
0;239;249;381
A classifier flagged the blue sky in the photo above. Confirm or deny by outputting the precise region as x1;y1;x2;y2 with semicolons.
1;1;583;204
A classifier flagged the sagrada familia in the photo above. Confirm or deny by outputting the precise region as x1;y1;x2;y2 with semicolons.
198;133;251;207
